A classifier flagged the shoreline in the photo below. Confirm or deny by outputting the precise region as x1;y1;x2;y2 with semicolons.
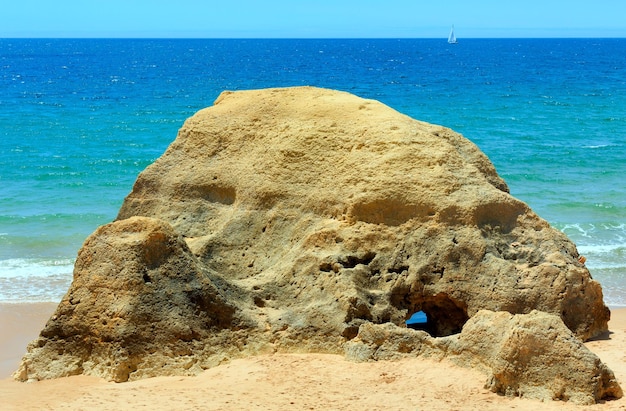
1;304;625;410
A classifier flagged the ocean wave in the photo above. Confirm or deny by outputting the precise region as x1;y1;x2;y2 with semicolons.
0;274;70;303
593;203;618;210
0;258;74;279
558;222;626;243
581;143;622;149
586;262;626;271
578;243;626;255
0;258;73;302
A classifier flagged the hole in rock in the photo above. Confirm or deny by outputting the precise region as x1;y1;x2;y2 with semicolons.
405;293;469;337
405;310;431;333
339;251;376;268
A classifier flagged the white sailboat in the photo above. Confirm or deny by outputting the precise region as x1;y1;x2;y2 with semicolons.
448;25;458;44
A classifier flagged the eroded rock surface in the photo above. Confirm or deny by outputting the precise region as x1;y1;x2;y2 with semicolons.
15;217;246;382
345;310;622;405
16;87;617;403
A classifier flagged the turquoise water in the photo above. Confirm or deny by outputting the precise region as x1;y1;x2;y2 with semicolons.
1;39;625;305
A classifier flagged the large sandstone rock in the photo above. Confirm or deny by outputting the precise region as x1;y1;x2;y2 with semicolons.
16;87;618;402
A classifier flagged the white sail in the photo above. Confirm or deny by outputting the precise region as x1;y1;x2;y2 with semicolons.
448;26;458;44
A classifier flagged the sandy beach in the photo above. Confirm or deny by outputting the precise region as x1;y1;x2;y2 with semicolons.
0;303;623;410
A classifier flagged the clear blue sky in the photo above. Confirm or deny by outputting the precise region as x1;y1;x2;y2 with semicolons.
2;0;626;38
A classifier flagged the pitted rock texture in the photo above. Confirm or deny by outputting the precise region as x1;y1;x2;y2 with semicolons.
15;217;246;382
16;87;617;403
118;86;608;340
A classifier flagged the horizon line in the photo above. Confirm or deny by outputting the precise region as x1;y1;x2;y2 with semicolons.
2;35;626;40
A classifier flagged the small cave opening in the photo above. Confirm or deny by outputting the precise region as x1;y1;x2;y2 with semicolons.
405;293;469;337
406;310;431;333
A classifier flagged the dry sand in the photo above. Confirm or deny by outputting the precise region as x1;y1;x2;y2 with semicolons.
1;303;625;411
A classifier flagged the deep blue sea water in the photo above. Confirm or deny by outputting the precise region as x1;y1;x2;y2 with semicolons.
1;38;625;305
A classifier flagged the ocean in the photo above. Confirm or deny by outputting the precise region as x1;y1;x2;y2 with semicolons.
1;38;624;306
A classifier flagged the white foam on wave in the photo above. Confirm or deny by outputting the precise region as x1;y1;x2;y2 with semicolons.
586;264;626;274
578;243;626;255
559;223;595;239
0;258;74;278
582;144;611;149
579;241;626;273
0;258;74;302
560;222;625;234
